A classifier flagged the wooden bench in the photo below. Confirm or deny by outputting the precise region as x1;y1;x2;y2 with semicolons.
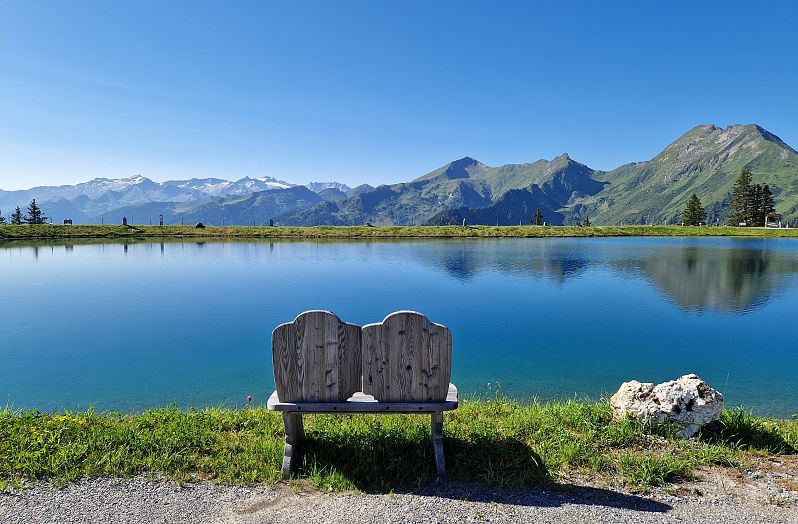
267;310;458;478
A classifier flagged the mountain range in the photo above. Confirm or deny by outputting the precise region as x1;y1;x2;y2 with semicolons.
279;124;797;227
2;124;796;226
0;176;363;225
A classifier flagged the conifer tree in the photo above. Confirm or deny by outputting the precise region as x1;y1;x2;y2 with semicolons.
532;208;544;225
762;184;776;218
0;209;5;224
726;170;778;226
582;216;591;227
748;184;764;225
729;169;753;225
10;206;24;225
681;194;706;226
25;199;48;224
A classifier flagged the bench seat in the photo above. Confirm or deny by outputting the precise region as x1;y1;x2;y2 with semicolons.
267;384;458;414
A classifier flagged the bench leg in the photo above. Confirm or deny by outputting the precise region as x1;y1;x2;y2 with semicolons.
281;412;304;479
431;411;446;478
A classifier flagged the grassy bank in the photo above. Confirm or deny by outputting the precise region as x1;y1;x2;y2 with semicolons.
2;224;798;241
1;400;795;493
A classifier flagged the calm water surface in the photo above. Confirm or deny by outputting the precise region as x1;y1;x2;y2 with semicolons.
1;237;797;417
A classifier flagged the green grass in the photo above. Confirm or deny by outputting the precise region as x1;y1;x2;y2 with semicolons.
2;224;798;241
1;400;795;493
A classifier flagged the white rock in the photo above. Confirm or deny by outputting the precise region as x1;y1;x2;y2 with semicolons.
610;373;724;438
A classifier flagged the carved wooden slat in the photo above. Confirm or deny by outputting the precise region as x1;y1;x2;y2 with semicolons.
272;311;361;403
323;313;338;401
343;322;363;396
361;319;384;400
363;311;452;402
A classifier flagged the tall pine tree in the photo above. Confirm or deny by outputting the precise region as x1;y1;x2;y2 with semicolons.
10;206;24;225
762;184;776;217
25;199;48;224
681;194;706;226
729;169;753;225
0;209;5;224
748;184;764;226
532;208;544;225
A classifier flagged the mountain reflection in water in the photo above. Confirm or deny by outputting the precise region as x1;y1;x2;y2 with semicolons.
3;237;797;314
412;239;798;313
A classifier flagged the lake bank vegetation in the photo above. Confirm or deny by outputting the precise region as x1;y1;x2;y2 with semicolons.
2;399;795;493
3;224;798;241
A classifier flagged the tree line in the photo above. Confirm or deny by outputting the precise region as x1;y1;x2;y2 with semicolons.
727;169;775;226
681;169;777;227
0;200;49;225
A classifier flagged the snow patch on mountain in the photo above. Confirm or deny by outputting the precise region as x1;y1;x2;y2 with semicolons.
0;174;351;221
307;181;352;193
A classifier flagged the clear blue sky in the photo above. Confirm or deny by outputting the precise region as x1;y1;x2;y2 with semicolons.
1;0;796;190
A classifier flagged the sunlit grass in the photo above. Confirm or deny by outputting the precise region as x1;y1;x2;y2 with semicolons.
2;224;798;241
1;399;795;493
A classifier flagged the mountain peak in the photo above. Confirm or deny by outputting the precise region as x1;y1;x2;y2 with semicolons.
306;181;352;193
412;156;488;183
746;124;795;151
441;157;488;180
444;156;486;172
545;153;577;172
668;123;797;156
256;175;290;184
82;175;154;188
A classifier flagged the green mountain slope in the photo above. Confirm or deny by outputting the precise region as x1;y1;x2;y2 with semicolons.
570;124;798;225
280;155;604;225
424;124;798;226
281;157;494;225
427;155;604;225
427;188;565;226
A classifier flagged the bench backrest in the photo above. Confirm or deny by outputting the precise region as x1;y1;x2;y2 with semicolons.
362;311;452;402
272;310;362;402
272;310;453;404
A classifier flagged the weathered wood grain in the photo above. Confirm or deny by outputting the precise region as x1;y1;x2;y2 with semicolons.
267;384;458;413
281;412;304;478
271;311;361;403
362;311;452;402
431;411;446;477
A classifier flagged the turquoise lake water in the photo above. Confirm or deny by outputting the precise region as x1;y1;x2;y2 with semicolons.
1;237;797;417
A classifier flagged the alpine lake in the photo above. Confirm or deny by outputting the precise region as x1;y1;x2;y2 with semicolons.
2;236;797;418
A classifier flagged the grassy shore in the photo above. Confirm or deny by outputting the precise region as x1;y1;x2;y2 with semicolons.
1;399;795;493
2;224;798;241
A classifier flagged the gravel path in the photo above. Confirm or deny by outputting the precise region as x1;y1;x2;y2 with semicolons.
2;476;797;524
